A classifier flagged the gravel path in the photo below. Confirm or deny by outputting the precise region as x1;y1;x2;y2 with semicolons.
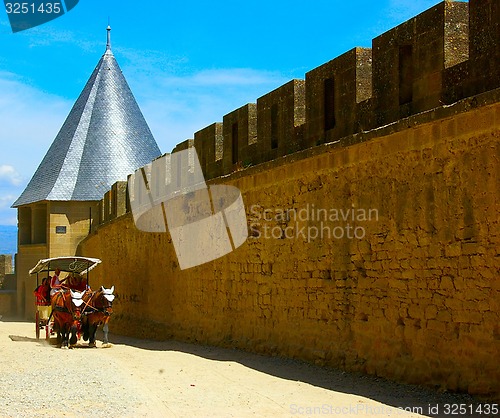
0;320;494;418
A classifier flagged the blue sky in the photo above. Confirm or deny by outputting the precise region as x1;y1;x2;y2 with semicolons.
0;0;443;225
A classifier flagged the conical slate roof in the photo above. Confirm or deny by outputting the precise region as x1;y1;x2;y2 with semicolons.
13;27;161;207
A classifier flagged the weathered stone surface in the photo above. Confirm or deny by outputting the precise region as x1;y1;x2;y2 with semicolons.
81;96;499;399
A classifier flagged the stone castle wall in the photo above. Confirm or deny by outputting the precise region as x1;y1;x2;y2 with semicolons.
0;255;15;316
80;0;499;398
0;255;13;283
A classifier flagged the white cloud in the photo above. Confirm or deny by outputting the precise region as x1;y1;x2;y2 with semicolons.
0;194;17;209
0;193;18;225
0;71;71;177
158;68;286;87
0;165;22;186
0;71;71;224
125;66;289;152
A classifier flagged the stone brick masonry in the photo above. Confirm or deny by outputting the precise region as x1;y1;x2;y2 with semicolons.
75;0;498;399
80;90;499;398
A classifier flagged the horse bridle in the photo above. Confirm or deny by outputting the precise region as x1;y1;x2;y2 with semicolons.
81;290;113;316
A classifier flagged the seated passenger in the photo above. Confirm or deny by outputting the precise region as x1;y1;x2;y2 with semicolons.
34;278;50;303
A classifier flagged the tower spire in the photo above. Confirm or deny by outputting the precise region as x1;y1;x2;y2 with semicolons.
12;24;161;207
106;24;111;51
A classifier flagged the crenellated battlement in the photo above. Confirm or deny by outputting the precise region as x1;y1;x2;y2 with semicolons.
94;0;499;225
305;47;372;147
257;79;306;162
180;0;495;182
193;123;223;180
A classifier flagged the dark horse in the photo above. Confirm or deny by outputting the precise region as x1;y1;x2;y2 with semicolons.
81;286;115;347
50;289;86;348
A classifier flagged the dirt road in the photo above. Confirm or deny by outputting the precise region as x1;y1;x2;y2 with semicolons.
0;320;484;417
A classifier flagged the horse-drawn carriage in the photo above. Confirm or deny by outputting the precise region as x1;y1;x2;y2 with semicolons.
30;256;115;348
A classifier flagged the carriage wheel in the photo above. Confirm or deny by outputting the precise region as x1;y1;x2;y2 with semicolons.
45;320;51;340
35;311;40;340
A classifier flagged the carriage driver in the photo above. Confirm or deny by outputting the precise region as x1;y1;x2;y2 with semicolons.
67;273;88;292
50;268;66;297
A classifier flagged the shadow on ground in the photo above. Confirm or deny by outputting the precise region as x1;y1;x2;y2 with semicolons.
4;319;493;418
99;330;494;418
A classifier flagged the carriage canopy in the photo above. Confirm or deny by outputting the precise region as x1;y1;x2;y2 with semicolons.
29;256;102;276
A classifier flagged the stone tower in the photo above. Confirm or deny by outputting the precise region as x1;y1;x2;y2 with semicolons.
12;27;162;318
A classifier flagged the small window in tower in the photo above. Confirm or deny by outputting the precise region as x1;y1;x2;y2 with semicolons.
324;77;336;131
32;204;47;244
271;104;279;150
19;207;31;245
232;122;239;164
399;45;413;105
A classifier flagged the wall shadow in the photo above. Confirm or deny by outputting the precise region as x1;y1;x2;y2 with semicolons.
101;331;489;418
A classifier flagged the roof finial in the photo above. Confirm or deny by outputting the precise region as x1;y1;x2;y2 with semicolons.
106;24;111;51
